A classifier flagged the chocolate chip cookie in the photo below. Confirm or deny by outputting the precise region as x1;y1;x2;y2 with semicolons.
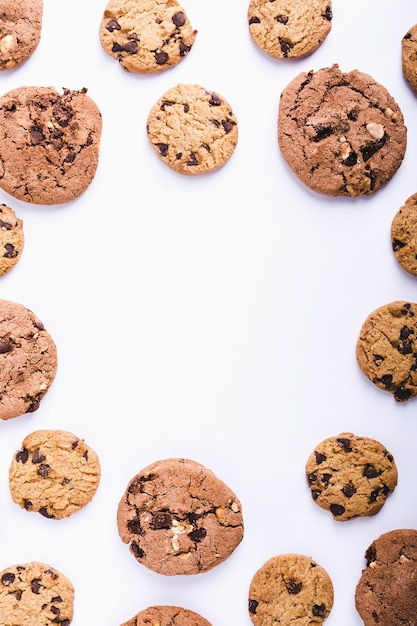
391;192;417;277
402;24;417;96
9;429;101;520
305;432;398;521
248;0;332;59
0;0;43;70
0;298;57;420
0;561;74;625
99;0;197;74
0;86;102;205
248;554;334;626
120;605;212;626
0;203;24;276
278;64;407;196
146;83;238;175
117;457;244;575
355;529;417;626
356;301;417;402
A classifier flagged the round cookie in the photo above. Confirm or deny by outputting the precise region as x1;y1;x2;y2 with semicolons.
0;203;24;276
0;0;43;70
278;64;407;196
117;457;244;575
0;86;102;205
120;605;212;626
391;192;417;277
356;300;417;402
9;429;101;520
0;298;57;420
248;0;332;60
99;0;197;74
402;24;417;96
248;554;334;626
146;83;238;176
305;432;398;521
355;529;417;626
0;561;74;625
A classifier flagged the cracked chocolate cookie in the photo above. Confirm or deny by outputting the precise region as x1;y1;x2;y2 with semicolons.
248;0;332;60
0;298;57;420
356;301;417;402
355;529;417;626
0;203;24;276
117;457;244;575
248;554;334;626
391;192;417;277
0;561;74;625
0;0;43;70
305;432;398;521
99;0;197;74
120;605;212;626
146;83;238;175
9;429;101;520
0;86;102;205
402;24;417;96
278;64;407;196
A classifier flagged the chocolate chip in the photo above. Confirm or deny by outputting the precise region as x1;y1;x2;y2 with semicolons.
38;463;50;477
124;40;138;54
330;503;345;516
312;603;326;617
315;451;326;464
127;518;143;535
322;6;332;20
344;151;358;166
222;119;234;134
156;143;169;156
363;464;379;478
392;239;406;251
4;243;17;258
313;126;333;142
369;488;380;503
30;125;45;145
279;39;292;57
1;572;15;586
400;326;413;339
321;473;332;485
395;386;412;401
209;93;222;106
51;606;61;616
361;137;386;162
112;42;125;53
248;599;258;614
307;472;317;485
172;12;186;27
311;489;321;500
131;541;145;558
39;507;54;518
179;41;192;56
379;373;393;388
398;339;413;355
24;499;32;510
16;448;29;463
106;20;121;32
249;16;261;24
277;15;288;24
189;528;207;542
0;219;12;230
337;437;352;452
187;153;198;166
153;512;172;529
342;483;357;498
155;50;168;65
31;579;42;594
373;354;385;366
0;338;13;353
286;578;302;594
32;449;46;464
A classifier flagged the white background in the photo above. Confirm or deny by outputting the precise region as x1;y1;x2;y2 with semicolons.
0;1;417;624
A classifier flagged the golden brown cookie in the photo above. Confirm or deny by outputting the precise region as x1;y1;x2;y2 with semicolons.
402;24;417;96
0;203;24;276
0;298;57;420
278;64;407;196
99;0;197;74
9;429;101;520
248;0;332;59
0;86;102;205
355;529;417;626
120;605;212;626
356;301;417;402
248;554;334;626
0;0;43;70
391;192;417;277
146;83;238;176
117;457;244;575
305;432;398;521
0;561;74;625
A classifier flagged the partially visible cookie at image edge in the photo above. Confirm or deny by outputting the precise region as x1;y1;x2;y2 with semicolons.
391;192;417;277
120;605;212;626
402;23;417;96
356;300;417;402
0;0;43;70
99;0;197;74
278;64;407;197
9;429;101;520
0;203;24;277
248;0;332;60
305;432;398;521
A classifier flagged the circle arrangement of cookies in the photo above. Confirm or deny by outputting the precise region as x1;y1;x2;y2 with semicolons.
0;1;417;625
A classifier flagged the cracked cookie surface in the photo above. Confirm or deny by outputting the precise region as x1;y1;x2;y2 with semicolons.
391;192;417;277
248;554;334;626
0;561;74;625
120;605;212;626
146;83;238;175
278;64;407;196
99;0;197;74
248;0;332;59
0;0;43;70
0;86;102;205
305;432;398;521
355;529;417;626
0;298;57;420
356;301;417;402
402;23;417;96
0;204;24;277
117;457;244;575
9;429;101;520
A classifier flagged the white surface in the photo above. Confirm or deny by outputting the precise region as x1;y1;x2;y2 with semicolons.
0;1;417;624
